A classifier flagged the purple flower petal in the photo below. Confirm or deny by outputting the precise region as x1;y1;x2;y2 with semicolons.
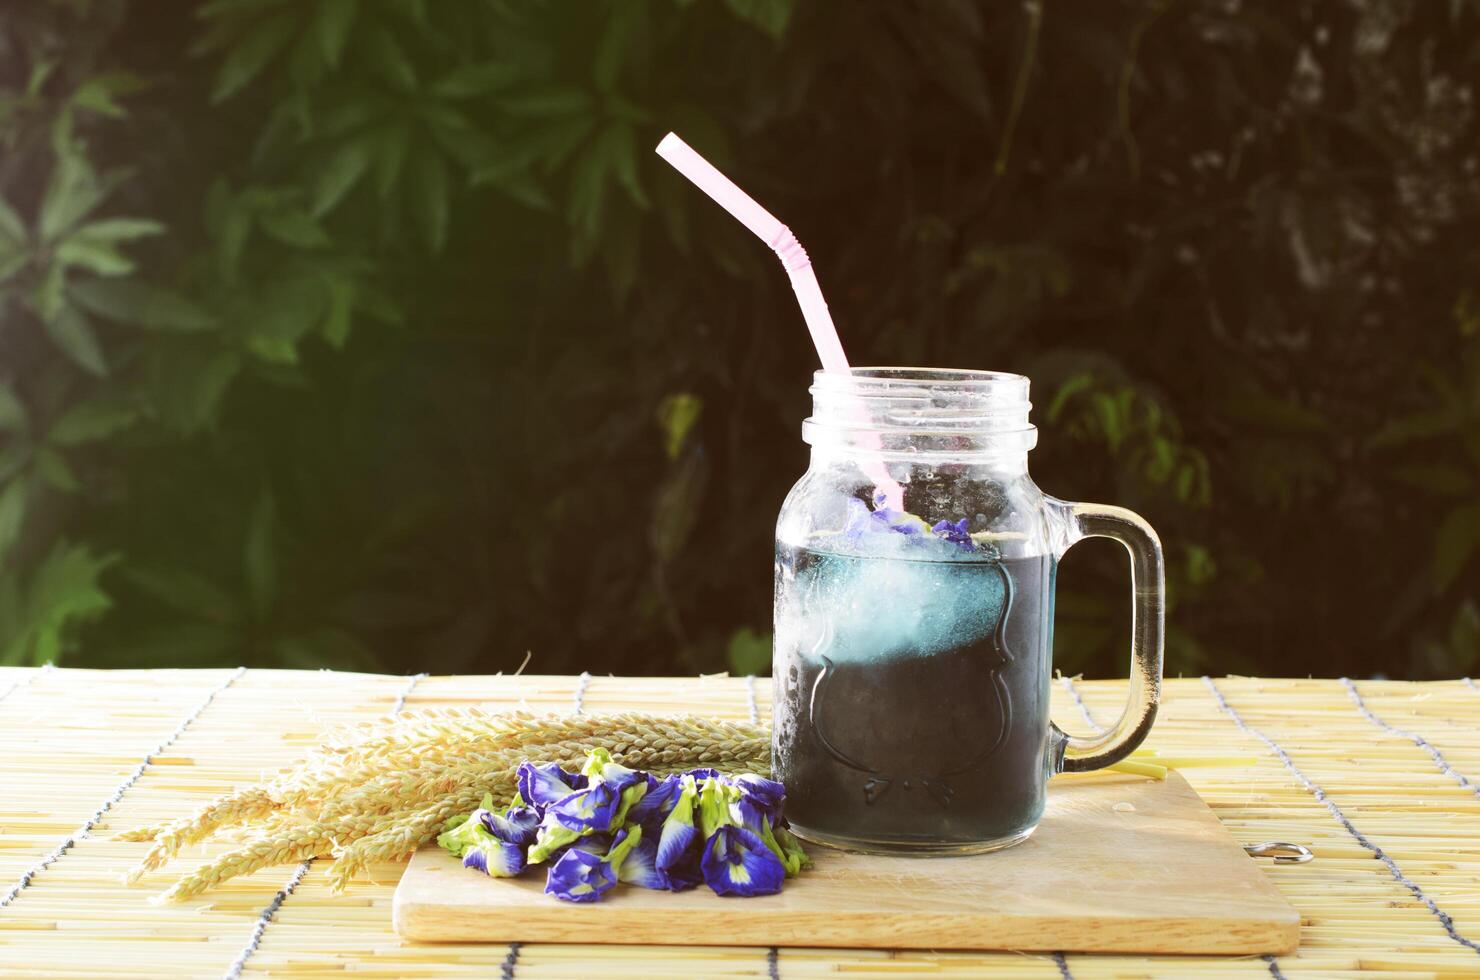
627;773;683;833
542;826;641;903
656;815;698;873
546;782;624;833
543;847;618;902
701;825;786;897
517;762;587;811
501;805;542;843
617;835;665;890
732;774;786;817
931;518;975;551
479;806;540;846
617;835;697;891
463;839;526;877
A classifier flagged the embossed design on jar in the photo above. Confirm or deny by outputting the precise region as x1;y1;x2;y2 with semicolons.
807;563;1016;808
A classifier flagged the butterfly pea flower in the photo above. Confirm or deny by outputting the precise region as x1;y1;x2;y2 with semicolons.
579;747;650;826
528;774;649;864
931;517;975;551
696;775;738;839
545;825;642;903
870;492;934;535
725;786;799;876
618;833;699;892
516;762;588;812
732;774;786;819
701;824;786;897
527;784;617;863
463;838;526;878
627;773;684;834
579;747;644;792
437;794;502;858
655;776;703;883
481;805;541;846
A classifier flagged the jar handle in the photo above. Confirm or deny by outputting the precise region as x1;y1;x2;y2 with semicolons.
1054;502;1164;772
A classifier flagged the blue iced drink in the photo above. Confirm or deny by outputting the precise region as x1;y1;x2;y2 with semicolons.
772;522;1057;853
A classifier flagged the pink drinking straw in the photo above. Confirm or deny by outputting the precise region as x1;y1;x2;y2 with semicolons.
654;133;904;509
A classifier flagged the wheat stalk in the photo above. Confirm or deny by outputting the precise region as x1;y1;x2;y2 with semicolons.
123;710;768;901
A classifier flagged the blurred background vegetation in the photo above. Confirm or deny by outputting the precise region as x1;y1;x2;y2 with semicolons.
0;0;1477;679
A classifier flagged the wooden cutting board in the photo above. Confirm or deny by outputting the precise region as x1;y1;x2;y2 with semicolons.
393;771;1299;955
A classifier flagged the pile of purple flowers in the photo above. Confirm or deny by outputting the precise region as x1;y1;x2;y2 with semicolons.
843;493;977;552
437;749;809;902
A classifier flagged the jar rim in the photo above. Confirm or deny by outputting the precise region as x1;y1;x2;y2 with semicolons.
804;366;1036;458
813;367;1029;388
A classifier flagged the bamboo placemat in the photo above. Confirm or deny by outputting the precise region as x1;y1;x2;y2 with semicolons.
1;668;1477;978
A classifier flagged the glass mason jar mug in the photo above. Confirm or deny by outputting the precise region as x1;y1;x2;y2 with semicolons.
772;368;1164;855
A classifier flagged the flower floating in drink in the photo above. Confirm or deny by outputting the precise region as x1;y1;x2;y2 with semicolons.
437;749;809;902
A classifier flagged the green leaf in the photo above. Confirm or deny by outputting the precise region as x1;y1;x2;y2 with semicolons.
0;541;115;665
606;122;650;209
43;306;107;376
0;446;30;485
71;72;148;119
70;217;165;243
147;348;242;433
0;196;27;244
320;95;378;138
246;275;325;363
48;399;137;445
33;263;66;322
124;563;240;624
363;27;417;92
725;626;771;676
493;171;554;212
409;145;449;252
68;278;218;331
243;489;277;621
0;480;26;561
723;0;793;39
315;0;358;67
246;336;298;364
430;62;522;99
594;3;643;93
567;133;615;240
55;238;136;276
219;195;254;279
35;448;79;492
650;449;707;563
1434;503;1480;592
1369;409;1458;450
656;393;703;460
374;123;411;198
0;249;29;285
212;11;297;103
320;273;354;348
258;207;331;248
25;59;58;98
39;150;111;242
1047;373;1095;422
499;86;592;118
312;136;375;216
0;385;28;434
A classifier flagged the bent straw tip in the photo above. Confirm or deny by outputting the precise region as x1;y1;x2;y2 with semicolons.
655;131;684;156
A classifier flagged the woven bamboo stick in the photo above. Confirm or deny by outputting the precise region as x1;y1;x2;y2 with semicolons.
1;670;1479;977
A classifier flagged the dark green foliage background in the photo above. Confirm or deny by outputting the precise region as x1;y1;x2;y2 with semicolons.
1;0;1477;679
